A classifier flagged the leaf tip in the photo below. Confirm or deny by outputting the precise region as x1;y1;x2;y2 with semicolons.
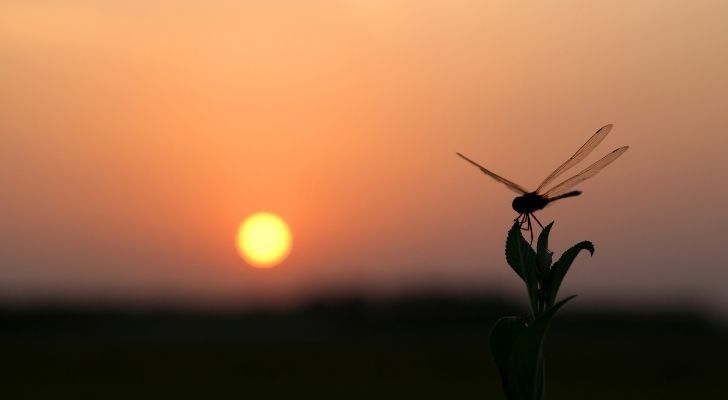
585;242;595;256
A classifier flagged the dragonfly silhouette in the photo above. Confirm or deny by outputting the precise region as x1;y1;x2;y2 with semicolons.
457;124;628;242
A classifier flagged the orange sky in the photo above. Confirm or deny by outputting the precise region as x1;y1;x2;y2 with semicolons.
1;1;727;313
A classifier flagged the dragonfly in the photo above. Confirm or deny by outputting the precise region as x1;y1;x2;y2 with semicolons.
457;124;628;243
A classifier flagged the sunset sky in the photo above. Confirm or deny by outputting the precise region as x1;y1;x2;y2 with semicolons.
2;1;727;314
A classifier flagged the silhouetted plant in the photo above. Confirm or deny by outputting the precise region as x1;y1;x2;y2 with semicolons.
490;221;594;400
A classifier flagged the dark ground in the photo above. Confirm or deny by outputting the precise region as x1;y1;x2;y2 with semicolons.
1;296;725;399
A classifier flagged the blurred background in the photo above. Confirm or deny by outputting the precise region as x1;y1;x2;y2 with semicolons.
1;1;726;398
1;297;725;399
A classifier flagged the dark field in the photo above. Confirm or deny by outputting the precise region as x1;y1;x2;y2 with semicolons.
1;297;725;399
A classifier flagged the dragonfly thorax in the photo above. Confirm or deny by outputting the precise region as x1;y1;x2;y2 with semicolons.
512;192;548;214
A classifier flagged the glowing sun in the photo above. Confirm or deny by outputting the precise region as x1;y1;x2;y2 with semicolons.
236;212;292;268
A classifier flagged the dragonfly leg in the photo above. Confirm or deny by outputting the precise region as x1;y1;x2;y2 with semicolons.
532;213;545;230
518;214;529;230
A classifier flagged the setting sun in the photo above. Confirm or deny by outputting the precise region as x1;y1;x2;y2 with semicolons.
236;212;292;268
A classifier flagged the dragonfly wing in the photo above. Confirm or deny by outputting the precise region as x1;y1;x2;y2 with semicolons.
535;124;613;194
544;146;628;199
456;152;528;194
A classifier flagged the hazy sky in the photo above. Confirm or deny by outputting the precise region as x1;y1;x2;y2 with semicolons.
1;1;727;313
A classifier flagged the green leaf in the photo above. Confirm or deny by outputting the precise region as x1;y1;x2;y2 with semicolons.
490;296;576;400
546;241;594;308
536;222;554;279
524;254;540;318
490;316;541;400
505;221;539;314
505;221;531;282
